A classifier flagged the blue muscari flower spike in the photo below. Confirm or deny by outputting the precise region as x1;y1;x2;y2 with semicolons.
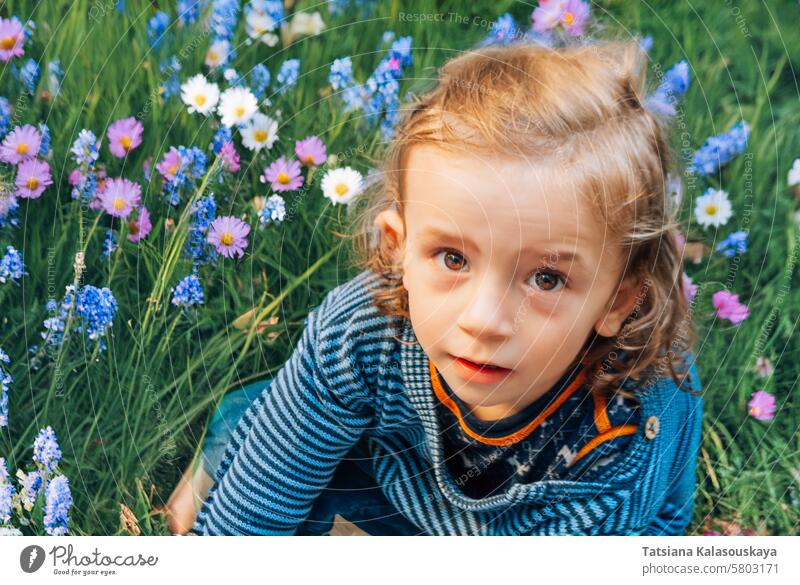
34;426;62;474
177;0;202;25
480;13;522;46
640;36;654;53
0;464;15;523
47;59;62;96
0;96;12;139
19;58;40;95
184;194;218;270
69;130;100;202
38;122;51;156
258;194;286;227
160;56;182;98
18;468;43;509
0;195;19;229
162;145;207;206
689;121;750;176
147;11;170;49
210;127;232;154
262;0;284;24
171;273;204;308
101;229;117;259
0;245;25;284
0;348;12;428
44;475;72;536
276;58;300;94
716;230;748;257
73;285;118;342
329;57;353;92
209;0;241;41
249;63;271;100
645;60;690;117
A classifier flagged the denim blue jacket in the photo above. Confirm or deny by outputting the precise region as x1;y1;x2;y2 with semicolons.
192;269;704;535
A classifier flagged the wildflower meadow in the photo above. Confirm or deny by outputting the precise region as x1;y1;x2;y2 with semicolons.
0;1;798;536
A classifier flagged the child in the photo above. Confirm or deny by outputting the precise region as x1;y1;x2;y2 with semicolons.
167;38;704;536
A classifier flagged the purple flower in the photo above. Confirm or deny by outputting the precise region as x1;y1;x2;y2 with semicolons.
712;290;749;325
0;17;25;62
207;215;250;259
156;147;182;180
747;390;776;421
0;124;42;165
106;116;144;158
682;272;698;304
260;156;303;192
295;135;327;167
127;206;152;242
531;0;590;36
100;177;141;218
15;158;53;199
219;140;240;173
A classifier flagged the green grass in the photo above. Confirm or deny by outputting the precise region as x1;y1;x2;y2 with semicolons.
0;0;798;535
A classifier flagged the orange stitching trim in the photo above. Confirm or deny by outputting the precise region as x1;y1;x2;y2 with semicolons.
592;391;611;434
429;359;588;447
569;424;639;467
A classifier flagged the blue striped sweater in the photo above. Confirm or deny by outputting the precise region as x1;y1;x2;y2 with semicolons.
191;269;704;535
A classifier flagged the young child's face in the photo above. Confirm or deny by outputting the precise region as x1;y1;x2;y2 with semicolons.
375;145;641;420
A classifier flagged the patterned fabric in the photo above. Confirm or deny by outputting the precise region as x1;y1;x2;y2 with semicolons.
433;361;642;499
191;269;704;536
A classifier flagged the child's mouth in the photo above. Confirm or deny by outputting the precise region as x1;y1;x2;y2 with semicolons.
450;355;513;383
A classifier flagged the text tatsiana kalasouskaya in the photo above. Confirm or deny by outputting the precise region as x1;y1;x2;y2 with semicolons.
642;547;777;560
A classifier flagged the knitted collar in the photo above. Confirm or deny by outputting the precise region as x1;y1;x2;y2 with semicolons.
398;317;664;511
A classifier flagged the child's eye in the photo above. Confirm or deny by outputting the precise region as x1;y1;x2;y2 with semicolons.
433;249;468;272
528;269;567;292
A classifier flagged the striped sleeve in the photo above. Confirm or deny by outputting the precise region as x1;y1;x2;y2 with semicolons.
190;283;375;535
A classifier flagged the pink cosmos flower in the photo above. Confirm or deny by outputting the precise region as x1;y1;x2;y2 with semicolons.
260;156;303;192
100;177;141;219
106;116;144;158
295;135;327;167
712;290;749;325
682;272;698;304
68;168;83;186
15;158;52;199
207;215;250;259
531;0;590;36
156;147;182;181
127;206;152;243
0;17;25;62
0;124;42;165
747;390;776;421
220;141;240;173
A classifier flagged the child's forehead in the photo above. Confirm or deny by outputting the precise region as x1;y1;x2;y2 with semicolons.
403;145;607;246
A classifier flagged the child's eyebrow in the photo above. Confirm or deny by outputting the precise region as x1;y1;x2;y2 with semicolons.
418;227;587;269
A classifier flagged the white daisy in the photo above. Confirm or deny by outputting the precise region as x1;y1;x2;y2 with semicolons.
246;10;279;46
289;12;325;37
205;39;230;69
788;158;800;187
239;112;279;151
180;74;220;115
217;87;258;128
694;188;733;228
321;167;364;205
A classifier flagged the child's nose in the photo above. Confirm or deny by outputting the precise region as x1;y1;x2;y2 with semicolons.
456;281;516;340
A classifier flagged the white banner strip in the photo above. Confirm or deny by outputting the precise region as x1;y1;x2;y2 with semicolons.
1;536;797;584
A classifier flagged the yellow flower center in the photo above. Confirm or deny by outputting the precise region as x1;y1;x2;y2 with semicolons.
26;177;39;190
750;406;760;416
0;36;16;50
235;106;245;118
208;50;218;63
168;163;179;175
195;94;207;106
16;143;28;155
335;183;349;196
120;136;132;150
563;12;574;26
129;221;139;234
113;197;126;211
220;232;234;246
254;130;268;142
277;172;290;184
705;204;718;215
303;155;315;165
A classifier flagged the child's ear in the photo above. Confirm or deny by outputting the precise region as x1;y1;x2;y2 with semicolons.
593;276;645;338
373;206;406;266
